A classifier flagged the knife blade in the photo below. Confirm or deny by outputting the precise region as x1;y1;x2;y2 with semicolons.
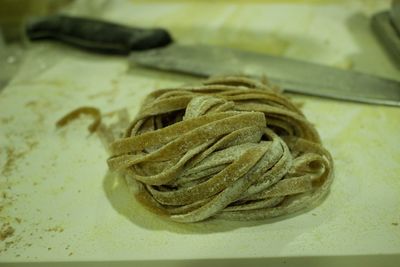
130;44;400;107
371;1;400;68
391;0;400;33
26;15;400;106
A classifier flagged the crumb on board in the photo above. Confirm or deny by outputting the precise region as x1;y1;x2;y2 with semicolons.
0;223;15;241
1;148;18;177
0;116;15;124
392;222;398;226
1;143;38;177
46;226;64;233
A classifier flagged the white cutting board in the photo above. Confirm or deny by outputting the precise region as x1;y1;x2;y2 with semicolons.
1;0;400;266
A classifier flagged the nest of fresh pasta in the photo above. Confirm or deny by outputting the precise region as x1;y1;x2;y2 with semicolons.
106;76;333;223
58;76;333;223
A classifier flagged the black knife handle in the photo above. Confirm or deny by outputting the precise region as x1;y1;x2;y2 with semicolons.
26;15;173;54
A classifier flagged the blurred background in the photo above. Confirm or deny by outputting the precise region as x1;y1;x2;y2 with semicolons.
0;0;86;89
0;0;398;90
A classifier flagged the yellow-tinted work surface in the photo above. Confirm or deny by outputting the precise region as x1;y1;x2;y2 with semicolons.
0;0;399;265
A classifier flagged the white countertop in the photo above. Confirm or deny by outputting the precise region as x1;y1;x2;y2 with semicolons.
1;0;399;266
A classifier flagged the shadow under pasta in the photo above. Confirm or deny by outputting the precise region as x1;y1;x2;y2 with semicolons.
102;170;333;233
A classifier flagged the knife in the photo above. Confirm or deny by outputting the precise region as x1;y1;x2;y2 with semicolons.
26;15;173;54
371;0;400;67
26;15;400;106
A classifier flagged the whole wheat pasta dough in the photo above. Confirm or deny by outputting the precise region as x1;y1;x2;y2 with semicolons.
107;76;334;223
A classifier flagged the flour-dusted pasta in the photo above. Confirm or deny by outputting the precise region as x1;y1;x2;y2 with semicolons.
107;76;334;223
